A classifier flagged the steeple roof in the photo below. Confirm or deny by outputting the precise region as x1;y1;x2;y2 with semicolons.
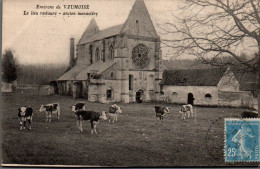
78;18;100;45
120;0;158;37
78;0;158;45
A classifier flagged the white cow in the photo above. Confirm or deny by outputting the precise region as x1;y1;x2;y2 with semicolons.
179;104;194;119
108;104;122;123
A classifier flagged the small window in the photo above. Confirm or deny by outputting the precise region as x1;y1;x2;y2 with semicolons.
129;74;133;90
160;91;164;95
205;94;212;98
101;50;104;62
160;85;163;94
136;20;139;34
172;92;177;96
111;72;113;78
95;47;100;61
107;89;112;99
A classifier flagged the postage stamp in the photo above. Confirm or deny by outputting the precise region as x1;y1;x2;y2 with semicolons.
225;118;260;162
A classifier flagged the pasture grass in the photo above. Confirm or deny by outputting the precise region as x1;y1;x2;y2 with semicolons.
1;89;259;167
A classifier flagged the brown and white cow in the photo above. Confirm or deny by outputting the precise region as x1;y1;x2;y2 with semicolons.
39;103;60;122
179;104;194;119
108;104;122;123
18;106;33;130
73;109;107;133
71;102;86;113
154;106;170;122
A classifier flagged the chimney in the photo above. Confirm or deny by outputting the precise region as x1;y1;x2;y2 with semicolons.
70;37;75;67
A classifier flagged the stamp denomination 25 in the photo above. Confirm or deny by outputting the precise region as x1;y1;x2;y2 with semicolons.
225;118;260;162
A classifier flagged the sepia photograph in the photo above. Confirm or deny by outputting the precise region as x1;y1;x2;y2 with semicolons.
1;0;260;167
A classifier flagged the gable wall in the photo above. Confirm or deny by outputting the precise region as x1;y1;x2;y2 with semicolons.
218;71;239;92
121;0;158;38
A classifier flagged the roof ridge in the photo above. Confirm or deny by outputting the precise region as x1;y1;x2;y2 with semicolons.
100;24;124;32
78;24;124;45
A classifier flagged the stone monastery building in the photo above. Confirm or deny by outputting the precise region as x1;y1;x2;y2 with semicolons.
56;0;257;109
57;0;164;103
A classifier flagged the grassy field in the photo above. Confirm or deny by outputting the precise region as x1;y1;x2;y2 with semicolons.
1;89;259;167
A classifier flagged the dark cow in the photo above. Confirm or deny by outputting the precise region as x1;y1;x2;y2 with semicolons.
18;106;33;130
108;104;122;123
241;110;258;118
73;110;107;133
179;104;194;119
154;106;170;122
39;103;60;122
71;102;85;112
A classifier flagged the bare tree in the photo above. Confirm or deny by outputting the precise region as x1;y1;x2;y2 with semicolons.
159;0;259;73
158;0;260;112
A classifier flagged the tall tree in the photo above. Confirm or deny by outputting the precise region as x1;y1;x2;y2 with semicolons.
159;0;259;73
159;0;260;111
2;49;19;83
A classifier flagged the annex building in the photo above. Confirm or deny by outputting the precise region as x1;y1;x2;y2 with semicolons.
160;68;257;109
57;0;164;103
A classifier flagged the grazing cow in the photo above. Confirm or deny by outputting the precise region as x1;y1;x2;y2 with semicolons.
74;110;107;133
18;106;33;130
71;102;85;112
108;104;122;123
39;103;60;122
179;104;194;119
241;110;258;118
154;106;170;122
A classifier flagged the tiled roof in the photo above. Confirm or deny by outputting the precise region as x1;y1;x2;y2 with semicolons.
76;60;115;80
57;60;115;81
57;64;87;81
160;68;226;86
78;24;123;45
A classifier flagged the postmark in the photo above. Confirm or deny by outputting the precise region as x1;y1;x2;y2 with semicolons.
224;118;260;162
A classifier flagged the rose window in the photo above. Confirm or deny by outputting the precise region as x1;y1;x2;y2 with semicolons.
132;44;149;69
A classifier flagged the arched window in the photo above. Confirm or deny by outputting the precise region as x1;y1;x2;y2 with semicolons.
205;94;212;99
95;47;100;61
109;45;114;59
148;75;154;90
172;92;177;96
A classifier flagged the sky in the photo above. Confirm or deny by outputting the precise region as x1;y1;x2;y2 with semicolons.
3;0;257;65
2;0;182;65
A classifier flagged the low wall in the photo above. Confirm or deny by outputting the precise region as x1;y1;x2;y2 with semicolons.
218;91;257;109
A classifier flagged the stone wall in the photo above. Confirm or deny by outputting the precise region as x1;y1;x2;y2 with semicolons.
218;91;255;108
162;85;256;108
116;38;157;71
161;85;219;106
77;36;121;65
87;71;159;103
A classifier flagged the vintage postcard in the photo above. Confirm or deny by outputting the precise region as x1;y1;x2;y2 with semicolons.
1;0;260;167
